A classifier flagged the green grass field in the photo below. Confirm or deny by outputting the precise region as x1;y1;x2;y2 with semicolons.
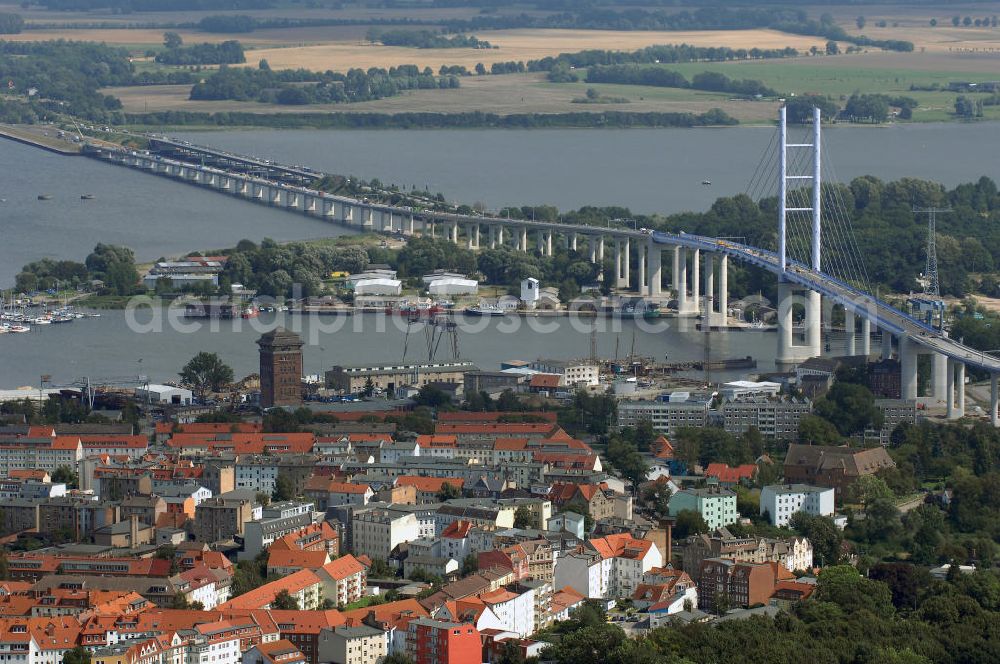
561;57;1000;123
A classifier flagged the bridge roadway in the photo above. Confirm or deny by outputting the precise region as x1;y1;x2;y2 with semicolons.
146;136;320;185
651;231;1000;373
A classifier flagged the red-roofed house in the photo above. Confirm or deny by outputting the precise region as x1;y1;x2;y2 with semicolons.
267;550;332;577
553;533;663;599
477;546;529;582
705;463;758;486
548;482;614;521
528;374;562;393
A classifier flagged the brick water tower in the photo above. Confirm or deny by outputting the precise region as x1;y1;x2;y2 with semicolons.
257;327;303;408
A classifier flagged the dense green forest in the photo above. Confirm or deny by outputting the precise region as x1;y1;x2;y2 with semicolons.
189;66;460;105
539;567;1000;664
155;40;245;65
366;28;491;49
584;65;776;97
0;40;129;121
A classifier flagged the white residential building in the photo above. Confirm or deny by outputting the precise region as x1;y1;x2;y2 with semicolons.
760;484;835;526
351;509;420;561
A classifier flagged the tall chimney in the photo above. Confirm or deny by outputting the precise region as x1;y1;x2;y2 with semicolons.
130;514;139;547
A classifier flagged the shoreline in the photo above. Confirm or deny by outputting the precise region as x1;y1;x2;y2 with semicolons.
127;117;992;132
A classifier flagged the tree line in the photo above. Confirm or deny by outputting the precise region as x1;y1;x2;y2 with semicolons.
584;64;777;97
189;66;460;105
124;108;738;129
155;39;245;66
366;28;492;49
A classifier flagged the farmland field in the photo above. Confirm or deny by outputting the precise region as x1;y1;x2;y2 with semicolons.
234;29;832;72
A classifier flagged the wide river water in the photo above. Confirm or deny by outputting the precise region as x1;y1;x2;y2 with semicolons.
1;122;998;386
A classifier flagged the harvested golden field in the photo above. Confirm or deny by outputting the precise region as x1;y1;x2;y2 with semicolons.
239;28;833;72
105;73;778;123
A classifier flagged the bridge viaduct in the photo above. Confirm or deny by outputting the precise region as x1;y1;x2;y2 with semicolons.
84;114;1000;424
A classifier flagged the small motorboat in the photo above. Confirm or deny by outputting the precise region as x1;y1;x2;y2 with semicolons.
80;194;96;200
701;180;712;186
37;194;53;200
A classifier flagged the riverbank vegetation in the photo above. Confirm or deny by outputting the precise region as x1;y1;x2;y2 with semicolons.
123;108;737;129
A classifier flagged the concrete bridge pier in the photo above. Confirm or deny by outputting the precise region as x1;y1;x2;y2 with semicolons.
704;252;716;324
589;236;598;263
776;280;822;364
545;230;553;256
671;246;680;294
519;227;528;252
945;359;966;418
860;318;871;356
237;180;250;197
598;237;605;262
648;241;662;297
496;225;505;247
488;225;496;249
881;328;894;360
613;240;620;285
286;192;299;211
637;241;647;295
691;249;701;315
269;187;282;206
468;224;477;250
805;291;822;357
623;238;630;289
932;352;949;404
450;221;460;244
719;254;728;324
362;208;374;230
900;336;919;400
341;204;354;226
570;233;578;252
407;214;415;235
676;247;690;315
845;310;857;355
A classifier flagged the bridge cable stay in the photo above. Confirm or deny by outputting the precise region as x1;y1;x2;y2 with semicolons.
744;127;779;203
819;150;874;295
